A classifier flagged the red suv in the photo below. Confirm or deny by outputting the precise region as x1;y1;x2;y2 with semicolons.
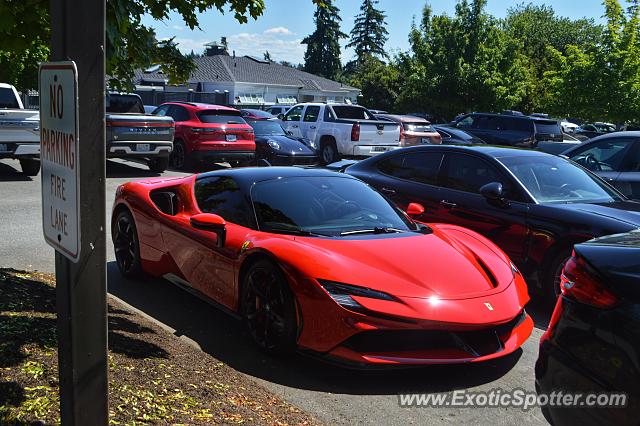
152;102;255;169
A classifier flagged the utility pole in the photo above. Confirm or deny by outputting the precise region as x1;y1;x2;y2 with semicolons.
47;1;108;424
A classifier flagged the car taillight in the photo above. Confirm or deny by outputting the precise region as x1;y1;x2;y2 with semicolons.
399;124;405;142
560;251;618;308
191;127;216;133
351;122;360;141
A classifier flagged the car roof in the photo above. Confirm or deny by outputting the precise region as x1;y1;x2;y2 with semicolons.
563;131;640;154
162;101;238;112
375;144;555;159
377;114;430;123
464;112;551;121
196;166;356;189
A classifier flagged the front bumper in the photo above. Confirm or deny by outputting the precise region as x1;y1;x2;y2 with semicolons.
292;272;532;367
266;154;319;166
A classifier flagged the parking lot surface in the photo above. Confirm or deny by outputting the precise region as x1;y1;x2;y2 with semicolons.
0;158;548;425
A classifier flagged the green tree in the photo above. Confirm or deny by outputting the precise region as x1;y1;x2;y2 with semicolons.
396;1;532;119
0;0;266;90
346;0;389;60
346;56;398;111
541;0;640;122
302;0;346;80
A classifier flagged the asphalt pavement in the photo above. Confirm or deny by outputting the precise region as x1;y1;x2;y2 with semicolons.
0;157;549;425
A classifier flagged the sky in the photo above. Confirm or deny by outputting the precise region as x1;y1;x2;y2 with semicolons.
143;0;609;65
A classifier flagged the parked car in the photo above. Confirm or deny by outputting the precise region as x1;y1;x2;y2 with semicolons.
111;166;532;366
574;122;617;140
106;93;174;172
240;109;277;120
266;105;291;116
563;131;640;200
367;109;388;114
536;230;640;425
433;125;486;145
375;114;442;146
0;83;40;175
152;102;255;170
345;145;640;301
245;118;318;166
535;133;582;155
407;112;447;124
560;120;579;134
281;103;400;164
452;112;563;147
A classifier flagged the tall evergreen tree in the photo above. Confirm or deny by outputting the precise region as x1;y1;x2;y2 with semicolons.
347;0;389;60
301;0;346;80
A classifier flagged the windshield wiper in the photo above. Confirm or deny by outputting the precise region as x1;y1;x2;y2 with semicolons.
268;227;332;237
339;227;406;236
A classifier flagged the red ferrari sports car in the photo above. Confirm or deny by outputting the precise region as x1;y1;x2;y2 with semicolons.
111;167;533;367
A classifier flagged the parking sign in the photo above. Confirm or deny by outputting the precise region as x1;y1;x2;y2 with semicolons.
40;61;80;262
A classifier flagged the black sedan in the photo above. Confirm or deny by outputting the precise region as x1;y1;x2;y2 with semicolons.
433;125;486;145
245;119;318;166
563;131;640;200
345;145;640;301
536;230;640;425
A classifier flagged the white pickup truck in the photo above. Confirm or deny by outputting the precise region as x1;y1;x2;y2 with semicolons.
0;83;40;175
281;103;401;164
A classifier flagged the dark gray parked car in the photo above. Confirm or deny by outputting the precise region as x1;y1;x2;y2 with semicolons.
563;131;640;200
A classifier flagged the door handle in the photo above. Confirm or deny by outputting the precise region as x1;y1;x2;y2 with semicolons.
310;126;317;129
292;125;299;128
380;187;396;195
440;200;457;209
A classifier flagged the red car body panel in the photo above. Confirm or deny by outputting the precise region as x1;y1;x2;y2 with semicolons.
112;172;532;366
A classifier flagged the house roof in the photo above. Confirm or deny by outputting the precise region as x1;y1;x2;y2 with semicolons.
133;55;359;93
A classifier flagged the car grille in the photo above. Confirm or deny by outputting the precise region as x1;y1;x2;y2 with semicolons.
342;310;527;357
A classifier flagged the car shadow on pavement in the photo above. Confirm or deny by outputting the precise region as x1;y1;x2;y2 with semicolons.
0;162;33;182
106;159;160;178
108;261;536;396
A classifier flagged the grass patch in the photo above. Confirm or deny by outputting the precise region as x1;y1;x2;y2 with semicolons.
0;268;319;425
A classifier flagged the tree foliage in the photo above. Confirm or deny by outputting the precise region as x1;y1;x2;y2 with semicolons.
346;0;389;60
302;0;346;80
0;0;266;90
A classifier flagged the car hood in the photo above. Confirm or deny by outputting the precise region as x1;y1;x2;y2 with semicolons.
288;226;515;300
549;201;640;227
256;135;316;155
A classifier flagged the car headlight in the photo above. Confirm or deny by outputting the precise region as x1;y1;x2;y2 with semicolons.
267;140;280;150
318;279;397;312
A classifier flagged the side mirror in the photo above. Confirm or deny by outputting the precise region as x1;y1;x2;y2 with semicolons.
190;213;226;247
406;202;425;217
479;182;505;201
277;113;285;120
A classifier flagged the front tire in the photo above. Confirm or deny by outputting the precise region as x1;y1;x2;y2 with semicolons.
112;209;143;279
241;259;297;354
170;140;191;170
319;140;339;165
545;250;571;305
148;157;169;173
20;159;40;176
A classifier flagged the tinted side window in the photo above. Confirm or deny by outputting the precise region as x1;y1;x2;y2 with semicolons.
504;118;532;132
167;105;190;122
622;141;640;172
377;152;443;185
457;116;474;128
303;106;320;122
570;138;634;172
194;177;254;228
0;87;19;108
442;154;505;194
285;105;304;121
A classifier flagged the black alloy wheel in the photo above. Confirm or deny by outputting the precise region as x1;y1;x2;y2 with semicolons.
113;210;142;278
242;260;297;354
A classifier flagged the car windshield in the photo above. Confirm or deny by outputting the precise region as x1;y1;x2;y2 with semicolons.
499;156;622;204
247;120;286;136
198;111;246;124
251;176;416;236
331;106;375;120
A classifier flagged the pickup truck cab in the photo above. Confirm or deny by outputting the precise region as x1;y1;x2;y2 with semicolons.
0;83;40;175
106;93;174;172
281;103;400;164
